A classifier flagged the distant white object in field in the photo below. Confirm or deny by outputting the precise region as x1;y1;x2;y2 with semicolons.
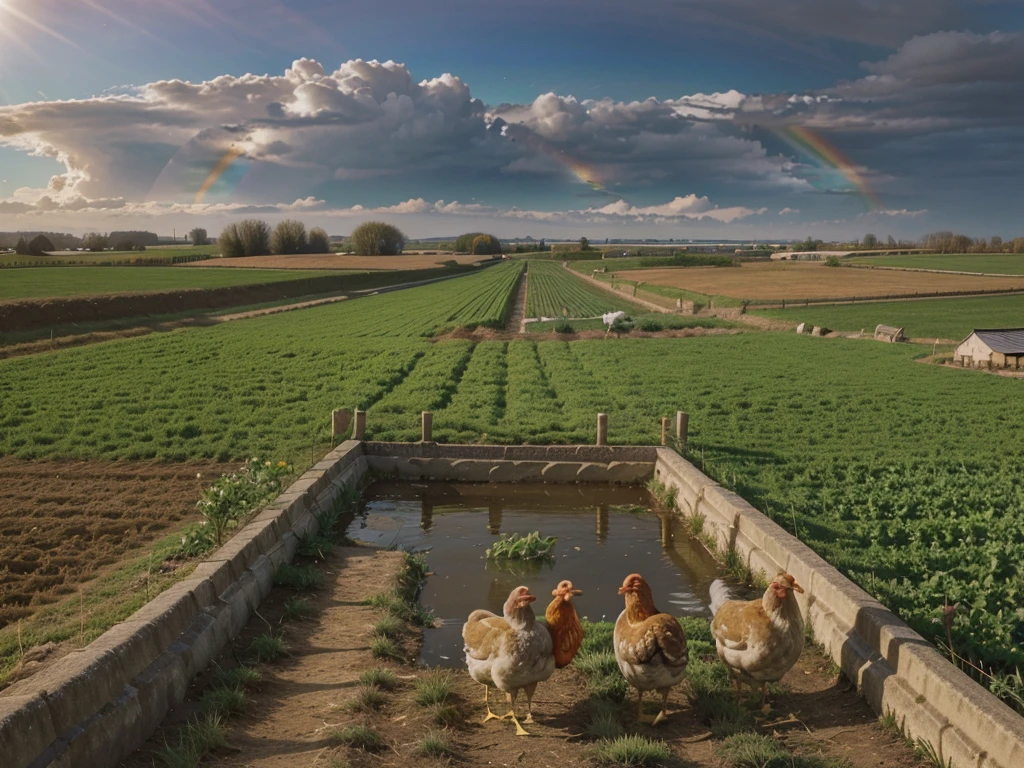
796;322;806;334
603;311;626;326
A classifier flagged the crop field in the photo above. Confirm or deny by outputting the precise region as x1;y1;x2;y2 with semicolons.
754;294;1024;340
615;262;1024;302
189;253;488;270
848;253;1024;275
0;267;349;301
526;260;647;317
1;260;1023;695
0;245;216;267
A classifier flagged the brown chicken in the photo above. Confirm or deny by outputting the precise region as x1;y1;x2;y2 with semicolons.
709;572;805;705
614;573;689;725
545;579;585;668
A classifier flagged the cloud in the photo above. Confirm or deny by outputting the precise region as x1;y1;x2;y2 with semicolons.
864;209;929;217
778;208;800;216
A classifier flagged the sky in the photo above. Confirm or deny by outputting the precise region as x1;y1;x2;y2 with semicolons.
0;0;1023;240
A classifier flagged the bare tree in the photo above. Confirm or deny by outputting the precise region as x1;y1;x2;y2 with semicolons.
219;219;270;257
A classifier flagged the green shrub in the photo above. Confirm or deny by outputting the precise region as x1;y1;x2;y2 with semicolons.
348;221;405;255
554;318;575;334
639;318;663;332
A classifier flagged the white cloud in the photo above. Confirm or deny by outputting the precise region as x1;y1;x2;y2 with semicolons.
778;207;800;215
865;209;929;217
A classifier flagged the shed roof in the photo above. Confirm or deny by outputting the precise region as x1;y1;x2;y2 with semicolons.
966;328;1024;354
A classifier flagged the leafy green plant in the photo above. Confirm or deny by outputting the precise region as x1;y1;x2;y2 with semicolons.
485;531;557;561
639;318;663;332
554;318;575;334
274;563;322;591
248;633;287;662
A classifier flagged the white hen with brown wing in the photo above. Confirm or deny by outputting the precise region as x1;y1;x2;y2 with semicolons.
462;585;555;736
614;573;689;725
709;572;805;705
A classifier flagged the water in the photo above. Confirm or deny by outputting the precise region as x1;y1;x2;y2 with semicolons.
347;481;721;667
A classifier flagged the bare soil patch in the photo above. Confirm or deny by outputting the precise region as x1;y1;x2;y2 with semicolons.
188;254;488;271
617;262;1024;301
0;458;227;628
124;544;921;768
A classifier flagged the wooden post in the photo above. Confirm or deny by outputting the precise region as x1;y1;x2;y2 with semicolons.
331;408;352;445
675;411;688;450
353;409;366;440
421;411;433;443
596;413;608;446
661;417;669;446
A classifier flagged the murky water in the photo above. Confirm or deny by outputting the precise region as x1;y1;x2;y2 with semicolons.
347;481;721;667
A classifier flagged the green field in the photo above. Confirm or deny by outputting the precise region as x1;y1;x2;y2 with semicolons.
753;293;1024;340
1;261;1022;697
527;313;733;333
0;266;350;300
526;260;646;317
0;244;218;268
848;253;1024;275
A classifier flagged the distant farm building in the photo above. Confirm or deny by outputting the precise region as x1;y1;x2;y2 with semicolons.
770;250;847;261
874;324;906;343
955;328;1024;369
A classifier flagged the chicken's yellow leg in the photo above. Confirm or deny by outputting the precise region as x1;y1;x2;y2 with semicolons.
652;688;671;726
523;682;538;724
505;691;530;736
482;685;503;723
636;688;654;724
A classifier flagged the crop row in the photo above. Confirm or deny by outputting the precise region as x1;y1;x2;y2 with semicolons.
525;260;645;318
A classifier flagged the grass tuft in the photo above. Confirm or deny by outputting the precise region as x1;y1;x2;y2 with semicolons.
359;667;398;691
348;685;388;713
418;728;458;759
155;713;228;768
215;665;262;689
371;636;403;661
431;703;464;727
283;596;314;621
201;685;251;717
329;725;385;752
372;615;405;639
414;671;454;707
247;632;287;663
592;735;671;766
586;697;624;740
273;563;323;591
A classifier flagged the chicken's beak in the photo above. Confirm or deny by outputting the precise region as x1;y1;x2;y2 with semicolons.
572;588;584;596
520;594;537;605
617;586;627;595
791;581;804;594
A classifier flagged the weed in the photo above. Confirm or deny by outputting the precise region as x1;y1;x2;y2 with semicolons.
273;563;322;591
348;685;387;713
915;738;952;768
155;713;228;768
554;318;575;334
359;668;398;691
201;685;250;717
574;649;619;678
297;532;333;559
431;703;464;727
329;725;385;752
371;636;403;661
485;531;557;561
592;735;671;766
373;615;405;639
586;697;624;740
717;732;788;767
418;728;458;759
639;318;663;332
688;511;706;537
414;671;454;706
214;665;262;689
283;596;314;621
247;633;287;662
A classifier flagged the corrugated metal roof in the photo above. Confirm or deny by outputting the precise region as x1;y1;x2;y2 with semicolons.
970;328;1024;354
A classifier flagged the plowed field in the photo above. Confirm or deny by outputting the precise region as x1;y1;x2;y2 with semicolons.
615;261;1024;301
189;253;490;270
0;458;227;628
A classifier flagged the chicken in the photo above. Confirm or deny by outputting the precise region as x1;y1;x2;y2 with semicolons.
709;572;805;705
545;579;585;668
614;573;689;725
462;585;555;736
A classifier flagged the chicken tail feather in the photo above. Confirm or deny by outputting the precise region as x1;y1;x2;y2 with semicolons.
709;579;732;616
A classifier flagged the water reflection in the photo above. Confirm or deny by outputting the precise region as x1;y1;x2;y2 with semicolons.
347;481;721;667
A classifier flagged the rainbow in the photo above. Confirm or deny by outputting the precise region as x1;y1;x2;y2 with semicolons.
504;125;611;194
194;145;244;204
774;126;882;211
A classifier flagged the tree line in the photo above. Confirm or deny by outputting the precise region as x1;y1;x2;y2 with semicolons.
218;219;331;257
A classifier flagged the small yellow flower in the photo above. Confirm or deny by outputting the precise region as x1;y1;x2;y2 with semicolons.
265;461;272;467
277;461;287;467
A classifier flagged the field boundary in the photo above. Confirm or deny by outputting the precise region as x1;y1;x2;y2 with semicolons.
564;264;677;314
654;448;1024;768
0;265;485;333
843;263;1024;278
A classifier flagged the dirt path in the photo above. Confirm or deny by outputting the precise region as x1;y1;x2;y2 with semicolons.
125;543;922;768
567;265;677;315
505;269;529;333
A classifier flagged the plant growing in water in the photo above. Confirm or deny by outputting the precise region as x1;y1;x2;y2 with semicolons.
485;531;557;561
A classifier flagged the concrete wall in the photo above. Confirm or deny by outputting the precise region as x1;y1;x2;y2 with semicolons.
363;442;657;484
653;448;1024;768
0;441;370;768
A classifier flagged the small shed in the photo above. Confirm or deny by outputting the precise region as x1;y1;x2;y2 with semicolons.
955;328;1024;369
874;324;906;343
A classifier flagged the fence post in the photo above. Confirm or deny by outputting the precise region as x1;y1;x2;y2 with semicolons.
596;413;608;446
331;408;353;445
661;417;669;446
353;409;367;440
675;411;688;451
421;411;433;443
